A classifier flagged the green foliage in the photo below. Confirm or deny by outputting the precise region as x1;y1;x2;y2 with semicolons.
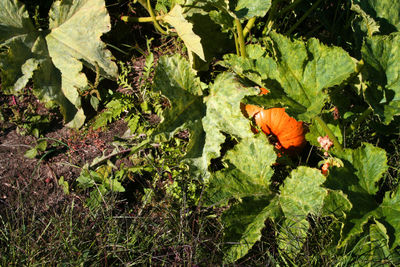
352;0;400;34
3;0;400;265
153;37;400;262
0;0;117;128
223;33;357;121
93;93;137;130
361;33;400;124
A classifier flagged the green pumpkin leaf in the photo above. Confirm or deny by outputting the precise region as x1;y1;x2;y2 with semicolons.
379;191;400;248
222;196;282;263
163;5;205;61
232;0;271;19
206;135;276;205
325;143;388;247
152;54;207;178
0;0;117;127
0;0;36;45
223;33;357;121
202;72;258;166
352;0;400;34
362;33;400;124
322;190;352;219
278;167;327;255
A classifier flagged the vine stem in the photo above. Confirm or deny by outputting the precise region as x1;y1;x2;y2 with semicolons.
243;17;256;38
286;0;323;35
263;0;285;35
147;0;168;35
121;15;164;23
315;116;343;152
89;139;150;170
235;18;247;58
349;107;373;133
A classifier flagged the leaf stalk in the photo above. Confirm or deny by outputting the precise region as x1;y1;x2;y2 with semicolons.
235;18;247;58
121;15;164;23
286;0;323;35
315;116;343;152
349;107;373;133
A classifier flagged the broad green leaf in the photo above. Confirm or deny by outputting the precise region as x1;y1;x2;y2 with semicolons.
206;135;276;205
0;0;117;128
352;0;400;34
280;167;327;217
324;143;388;247
179;0;234;70
357;220;391;265
152;55;207;178
351;3;380;38
209;10;234;32
305;112;343;149
202;72;258;165
232;0;271;19
46;0;117;104
0;37;40;92
223;33;357;121
0;0;39;93
163;5;205;61
334;143;387;196
322;190;352;219
278;167;327;255
222;197;282;263
362;33;400;124
153;54;204;137
379;191;400;248
0;0;36;45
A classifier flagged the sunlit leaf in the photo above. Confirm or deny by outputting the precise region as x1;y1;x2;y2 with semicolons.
223;33;357;121
362;33;400;124
0;0;117;127
163;5;205;61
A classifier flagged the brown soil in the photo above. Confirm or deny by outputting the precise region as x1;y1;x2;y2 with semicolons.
0;91;128;217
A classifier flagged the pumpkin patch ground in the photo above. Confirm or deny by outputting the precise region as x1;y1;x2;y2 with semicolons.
2;0;400;265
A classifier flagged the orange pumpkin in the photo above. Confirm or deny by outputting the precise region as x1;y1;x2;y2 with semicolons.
243;88;306;154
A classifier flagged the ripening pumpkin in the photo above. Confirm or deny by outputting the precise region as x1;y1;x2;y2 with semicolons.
242;88;306;155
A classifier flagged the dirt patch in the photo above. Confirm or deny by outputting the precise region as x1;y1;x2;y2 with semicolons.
0;100;128;217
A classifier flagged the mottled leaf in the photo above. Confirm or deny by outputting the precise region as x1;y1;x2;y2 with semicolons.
0;0;35;45
352;0;400;34
153;54;207;178
202;72;258;165
278;167;327;254
325;143;388;247
223;33;357;121
163;5;205;61
362;33;400;124
379;191;400;248
0;0;117;127
232;0;271;19
222;197;282;263
206;135;276;205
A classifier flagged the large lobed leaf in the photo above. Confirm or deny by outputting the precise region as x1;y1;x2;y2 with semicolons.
152;54;207;178
223;32;357;121
163;5;205;62
352;0;400;34
206;135;277;263
231;0;271;19
324;143;389;247
202;72;258;165
206;135;276;205
362;33;400;124
278;167;327;255
222;197;281;263
0;0;117;127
